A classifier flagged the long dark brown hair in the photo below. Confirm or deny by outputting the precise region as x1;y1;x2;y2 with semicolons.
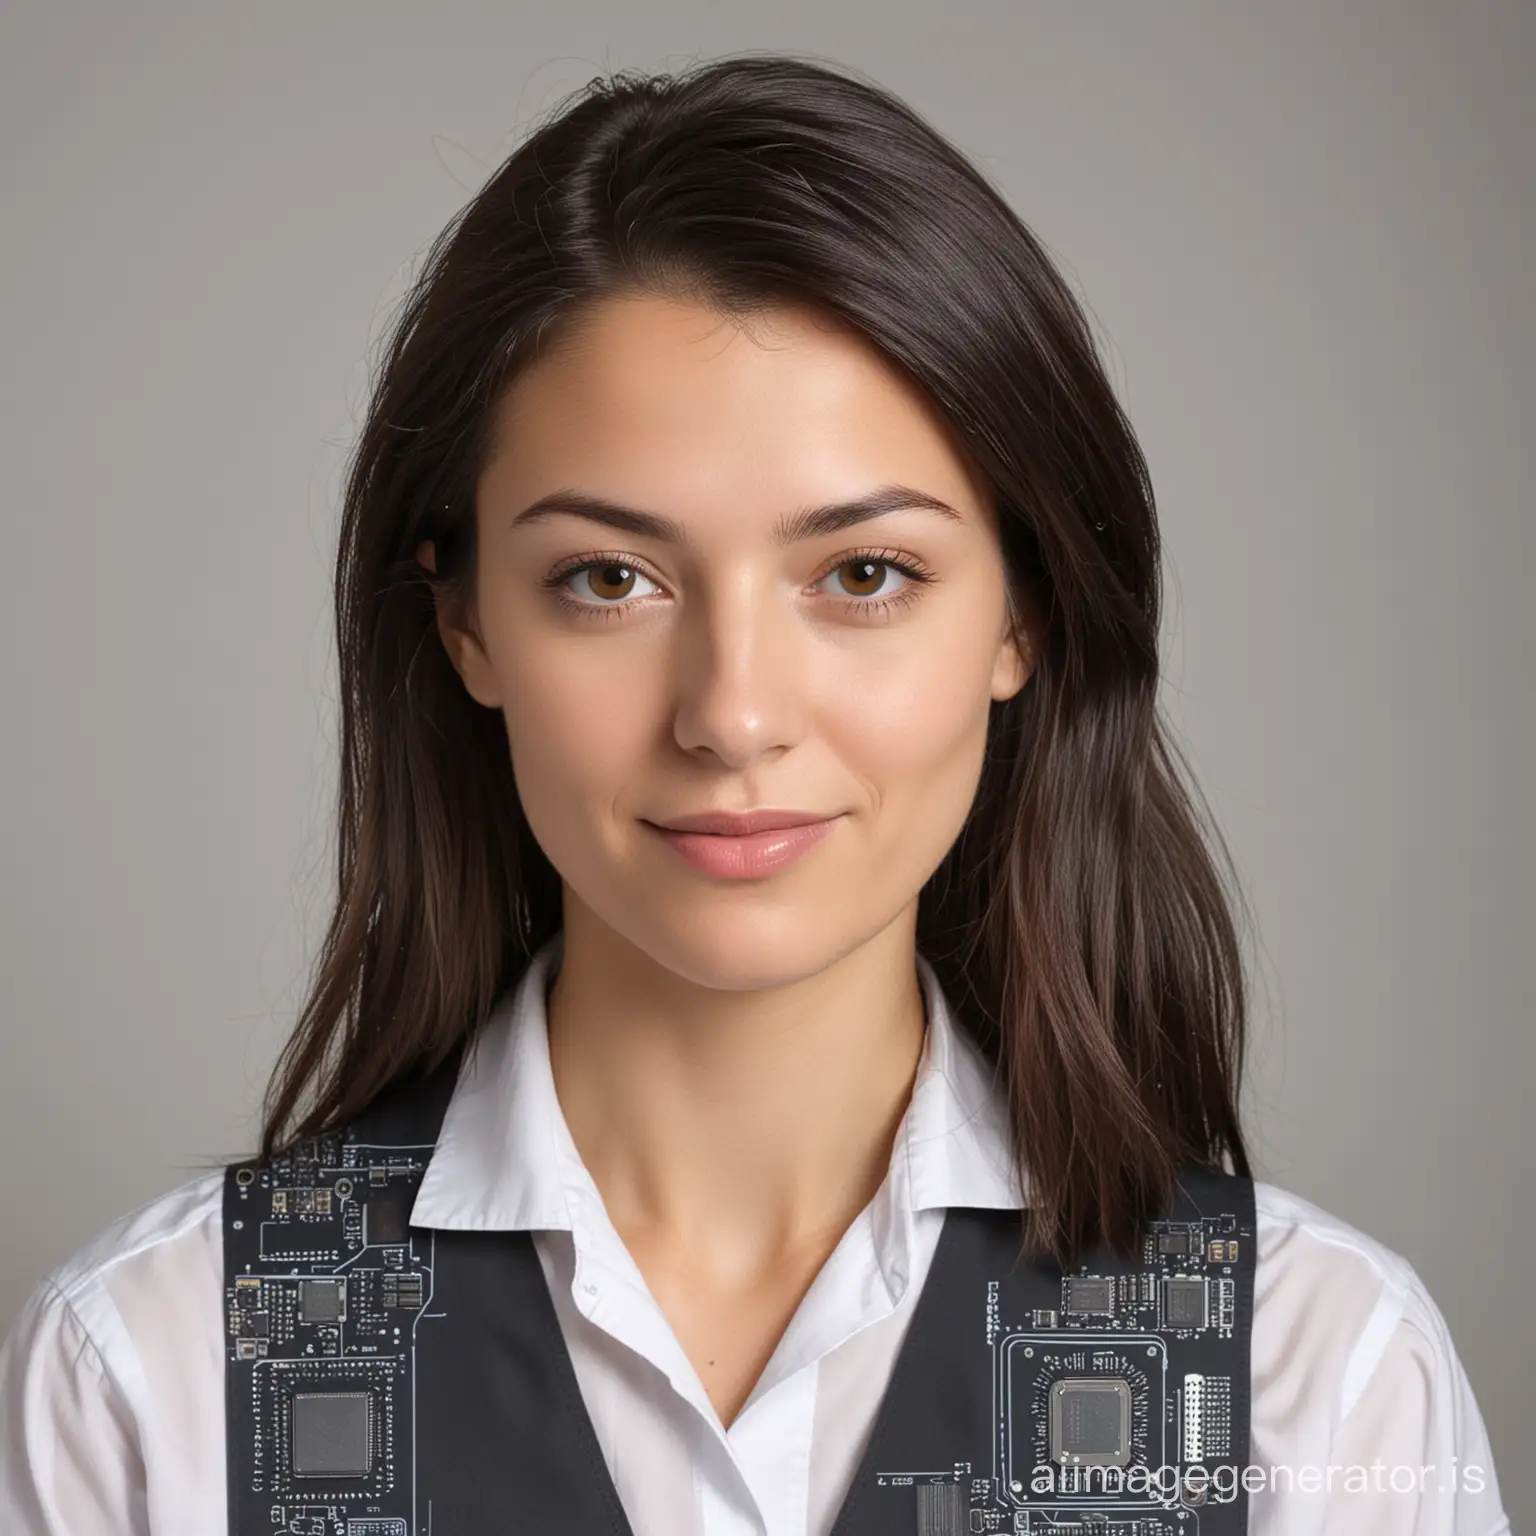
259;52;1253;1268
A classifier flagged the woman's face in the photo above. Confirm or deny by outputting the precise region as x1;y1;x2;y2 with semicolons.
432;293;1031;989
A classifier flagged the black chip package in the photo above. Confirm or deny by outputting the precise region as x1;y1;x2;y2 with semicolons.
1049;1376;1132;1465
298;1278;345;1324
291;1390;372;1478
365;1196;411;1247
1065;1276;1115;1314
1164;1276;1208;1328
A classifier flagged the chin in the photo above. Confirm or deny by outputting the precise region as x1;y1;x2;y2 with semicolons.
621;902;868;994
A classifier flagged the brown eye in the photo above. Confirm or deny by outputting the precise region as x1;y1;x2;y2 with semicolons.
581;562;639;601
837;558;887;597
560;561;663;606
821;557;911;602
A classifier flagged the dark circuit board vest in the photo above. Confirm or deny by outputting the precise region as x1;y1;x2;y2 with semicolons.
224;1046;1257;1535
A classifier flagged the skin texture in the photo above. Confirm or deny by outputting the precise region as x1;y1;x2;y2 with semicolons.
421;293;1033;1426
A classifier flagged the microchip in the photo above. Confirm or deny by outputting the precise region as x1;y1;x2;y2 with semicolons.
1164;1276;1208;1328
383;1273;425;1309
246;1311;270;1338
1064;1276;1115;1314
365;1196;411;1247
298;1278;345;1324
1157;1229;1190;1255
290;1391;372;1478
1049;1376;1132;1465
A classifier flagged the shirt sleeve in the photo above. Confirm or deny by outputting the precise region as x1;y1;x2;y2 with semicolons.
0;1277;150;1535
1320;1261;1509;1536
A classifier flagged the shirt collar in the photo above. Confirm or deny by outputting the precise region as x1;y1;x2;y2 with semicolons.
411;928;1026;1233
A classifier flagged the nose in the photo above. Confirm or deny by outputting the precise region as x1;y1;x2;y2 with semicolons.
668;567;809;770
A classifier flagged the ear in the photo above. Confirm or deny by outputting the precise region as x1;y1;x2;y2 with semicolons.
990;609;1034;702
416;540;505;710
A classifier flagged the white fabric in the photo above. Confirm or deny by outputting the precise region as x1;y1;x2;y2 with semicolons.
0;932;1510;1534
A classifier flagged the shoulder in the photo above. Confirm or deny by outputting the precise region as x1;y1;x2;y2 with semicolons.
2;1165;226;1412
1252;1177;1431;1409
43;1165;226;1304
0;1167;230;1530
26;1167;228;1362
1248;1178;1508;1525
1253;1176;1418;1300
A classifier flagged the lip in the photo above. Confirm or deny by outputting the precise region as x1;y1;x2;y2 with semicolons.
646;808;836;835
641;811;843;880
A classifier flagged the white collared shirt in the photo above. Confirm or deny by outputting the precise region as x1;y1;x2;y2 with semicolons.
0;933;1511;1534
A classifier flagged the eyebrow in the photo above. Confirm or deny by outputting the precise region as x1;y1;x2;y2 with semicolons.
507;483;966;545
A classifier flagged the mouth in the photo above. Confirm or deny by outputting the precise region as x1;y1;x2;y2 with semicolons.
640;812;843;880
644;807;840;836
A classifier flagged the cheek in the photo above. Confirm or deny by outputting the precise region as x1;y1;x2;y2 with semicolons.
497;646;658;789
482;617;664;878
816;641;995;910
831;632;995;794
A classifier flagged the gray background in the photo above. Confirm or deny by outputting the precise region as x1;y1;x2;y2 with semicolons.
1;1;1529;1523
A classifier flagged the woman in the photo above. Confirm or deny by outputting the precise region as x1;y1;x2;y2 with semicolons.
0;53;1509;1536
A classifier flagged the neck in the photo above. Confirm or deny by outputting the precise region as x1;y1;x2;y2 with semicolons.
544;898;929;1287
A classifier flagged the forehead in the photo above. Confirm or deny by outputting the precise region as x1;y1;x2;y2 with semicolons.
479;293;988;526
